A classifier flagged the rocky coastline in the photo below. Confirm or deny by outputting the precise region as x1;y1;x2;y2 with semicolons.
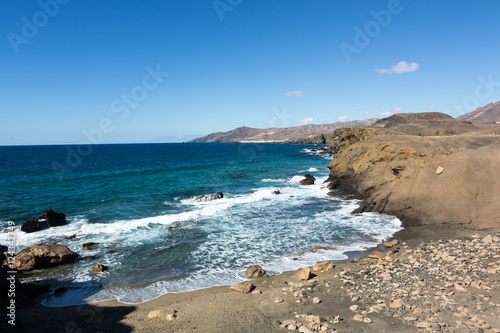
3;116;500;332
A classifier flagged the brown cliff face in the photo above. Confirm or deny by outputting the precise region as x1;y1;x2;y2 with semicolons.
326;127;500;230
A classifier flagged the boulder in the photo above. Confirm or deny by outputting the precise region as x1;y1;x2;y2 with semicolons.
384;239;399;248
299;174;316;185
436;166;444;174
368;250;384;259
482;234;493;243
245;265;265;278
292;267;312;280
194;192;224;202
82;242;100;250
312;261;335;272
229;281;254;293
91;264;108;272
312;245;321;252
148;308;176;320
21;210;67;233
14;244;78;271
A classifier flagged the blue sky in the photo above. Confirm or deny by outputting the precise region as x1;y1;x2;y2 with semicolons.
1;0;500;145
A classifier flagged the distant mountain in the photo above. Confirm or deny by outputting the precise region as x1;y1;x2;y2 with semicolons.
373;112;477;131
457;101;500;123
189;119;378;143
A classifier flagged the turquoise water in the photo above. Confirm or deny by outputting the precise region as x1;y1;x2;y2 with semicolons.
0;143;401;306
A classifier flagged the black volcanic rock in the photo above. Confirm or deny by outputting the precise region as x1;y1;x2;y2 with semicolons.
299;174;316;185
21;210;67;233
194;192;224;202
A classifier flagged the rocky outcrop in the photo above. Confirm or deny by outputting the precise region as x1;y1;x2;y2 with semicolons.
326;127;500;229
194;192;224;202
12;244;79;271
20;210;67;233
299;175;316;185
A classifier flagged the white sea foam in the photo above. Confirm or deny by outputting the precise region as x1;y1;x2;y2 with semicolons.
2;168;402;308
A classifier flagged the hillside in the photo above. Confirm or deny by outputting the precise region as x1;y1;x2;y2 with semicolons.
373;112;477;131
457;101;500;123
326;126;500;229
189;119;378;143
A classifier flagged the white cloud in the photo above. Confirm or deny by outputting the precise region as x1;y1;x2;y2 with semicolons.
302;117;314;124
375;61;419;75
426;105;436;111
364;107;403;117
337;115;348;122
284;90;304;97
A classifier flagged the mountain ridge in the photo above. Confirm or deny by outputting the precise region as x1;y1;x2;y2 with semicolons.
189;119;378;143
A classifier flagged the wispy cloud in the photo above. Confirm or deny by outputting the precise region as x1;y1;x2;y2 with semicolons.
283;90;304;97
302;117;314;124
364;107;403;117
375;61;419;75
426;105;436;111
337;115;348;122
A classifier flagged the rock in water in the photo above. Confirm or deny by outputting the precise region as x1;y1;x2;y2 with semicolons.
313;261;335;272
229;281;254;293
312;245;321;252
14;244;79;271
21;209;67;233
292;267;312;280
194;192;224;202
299;174;316;185
245;265;265;278
82;242;100;250
91;264;108;272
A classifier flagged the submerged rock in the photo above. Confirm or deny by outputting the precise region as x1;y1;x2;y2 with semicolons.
82;242;100;250
194;192;224;202
299;174;316;185
91;264;108;272
21;210;67;233
13;244;79;271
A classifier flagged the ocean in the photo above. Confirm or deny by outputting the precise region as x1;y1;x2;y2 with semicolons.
0;143;402;307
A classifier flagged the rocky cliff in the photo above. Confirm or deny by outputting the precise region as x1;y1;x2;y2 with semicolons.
326;127;500;229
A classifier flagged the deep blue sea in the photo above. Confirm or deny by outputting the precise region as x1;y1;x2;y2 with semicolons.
0;143;401;306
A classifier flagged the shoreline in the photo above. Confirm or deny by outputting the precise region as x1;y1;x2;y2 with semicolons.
13;223;499;332
6;137;500;332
